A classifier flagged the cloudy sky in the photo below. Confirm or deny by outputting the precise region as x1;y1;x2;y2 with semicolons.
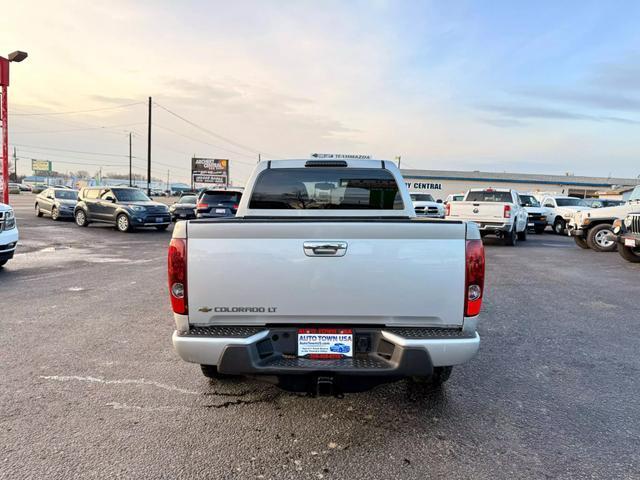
4;0;640;183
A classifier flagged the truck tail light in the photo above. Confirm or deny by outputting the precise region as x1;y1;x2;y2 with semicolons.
503;204;511;218
168;238;188;314
465;239;485;317
445;202;451;216
232;204;239;210
196;202;207;209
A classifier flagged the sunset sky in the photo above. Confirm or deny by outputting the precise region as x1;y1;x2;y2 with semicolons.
4;0;640;183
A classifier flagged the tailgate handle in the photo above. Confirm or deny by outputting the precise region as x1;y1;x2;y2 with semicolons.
303;241;348;257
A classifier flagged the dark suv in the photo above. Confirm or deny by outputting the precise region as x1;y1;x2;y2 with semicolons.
613;212;640;263
196;189;242;218
74;187;171;232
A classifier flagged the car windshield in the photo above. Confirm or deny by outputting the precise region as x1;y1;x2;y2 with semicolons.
556;198;586;207
249;168;403;210
519;195;540;207
112;188;151;202
178;195;197;204
54;190;78;200
465;191;513;202
410;194;435;202
201;191;242;203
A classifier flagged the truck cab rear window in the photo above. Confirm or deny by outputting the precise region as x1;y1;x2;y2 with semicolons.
249;168;403;210
466;191;513;202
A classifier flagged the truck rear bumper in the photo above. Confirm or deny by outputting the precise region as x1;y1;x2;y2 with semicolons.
172;326;480;374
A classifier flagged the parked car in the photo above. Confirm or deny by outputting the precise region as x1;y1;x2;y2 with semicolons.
445;188;528;245
540;196;591;234
35;187;78;220
409;192;445;218
612;212;640;263
444;193;465;204
18;184;32;192
170;159;484;394
74;186;171;232
8;183;21;194
196;189;243;218
518;193;548;234
567;186;640;251
169;195;197;221
30;184;48;194
0;202;18;267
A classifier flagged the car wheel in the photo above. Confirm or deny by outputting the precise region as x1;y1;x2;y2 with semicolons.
503;228;517;246
75;209;88;227
155;224;169;231
534;225;546;234
51;206;59;221
0;259;7;267
410;366;453;390
35;203;43;217
200;364;239;380
573;236;590;249
618;244;640;263
517;226;527;241
586;224;616;252
553;218;566;235
116;213;132;232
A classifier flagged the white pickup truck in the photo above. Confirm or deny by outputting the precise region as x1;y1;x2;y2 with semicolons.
169;159;485;395
445;188;528;245
0;202;18;267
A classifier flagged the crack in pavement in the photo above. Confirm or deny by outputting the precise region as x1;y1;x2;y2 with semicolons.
39;375;200;395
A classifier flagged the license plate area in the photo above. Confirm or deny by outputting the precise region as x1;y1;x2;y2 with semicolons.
155;217;164;223
215;208;226;214
625;238;636;247
298;328;353;358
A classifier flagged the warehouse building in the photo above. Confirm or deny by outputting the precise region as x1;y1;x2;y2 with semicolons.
400;169;640;200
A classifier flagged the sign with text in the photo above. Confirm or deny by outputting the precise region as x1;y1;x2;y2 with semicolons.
191;158;228;188
405;180;443;191
310;153;371;160
32;159;52;172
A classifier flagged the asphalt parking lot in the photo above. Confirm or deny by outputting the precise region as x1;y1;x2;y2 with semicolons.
1;194;639;479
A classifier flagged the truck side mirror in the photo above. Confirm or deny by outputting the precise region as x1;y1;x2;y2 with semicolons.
436;199;443;204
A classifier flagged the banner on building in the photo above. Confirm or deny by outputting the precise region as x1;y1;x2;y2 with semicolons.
191;158;228;188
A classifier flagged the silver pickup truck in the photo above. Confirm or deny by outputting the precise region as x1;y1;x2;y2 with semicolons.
169;159;485;395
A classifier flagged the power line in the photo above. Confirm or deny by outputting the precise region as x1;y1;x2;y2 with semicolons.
154;124;258;164
11;102;144;116
11;123;146;135
10;143;135;158
15;155;132;168
153;101;278;158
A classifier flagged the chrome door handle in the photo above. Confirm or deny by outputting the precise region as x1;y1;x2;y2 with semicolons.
303;241;348;257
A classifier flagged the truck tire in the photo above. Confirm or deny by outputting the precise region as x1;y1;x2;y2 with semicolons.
411;366;453;389
503;228;517;246
618;244;640;263
517;226;527;241
200;364;238;380
553;218;566;235
573;236;590;249
0;259;7;267
586;224;616;252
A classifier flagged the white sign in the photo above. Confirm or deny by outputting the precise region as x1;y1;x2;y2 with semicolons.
297;329;353;357
310;153;371;160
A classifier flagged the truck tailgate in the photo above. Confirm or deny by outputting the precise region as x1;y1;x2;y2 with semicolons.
448;202;506;222
186;220;467;327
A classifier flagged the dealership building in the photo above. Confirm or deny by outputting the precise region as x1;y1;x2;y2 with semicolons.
400;169;640;200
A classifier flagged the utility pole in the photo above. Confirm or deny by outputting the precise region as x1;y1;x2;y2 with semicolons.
166;169;170;194
13;147;17;182
396;155;401;169
147;96;152;196
128;132;132;187
258;153;261;164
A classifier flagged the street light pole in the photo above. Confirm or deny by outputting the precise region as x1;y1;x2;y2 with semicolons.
147;96;152;196
0;51;28;204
